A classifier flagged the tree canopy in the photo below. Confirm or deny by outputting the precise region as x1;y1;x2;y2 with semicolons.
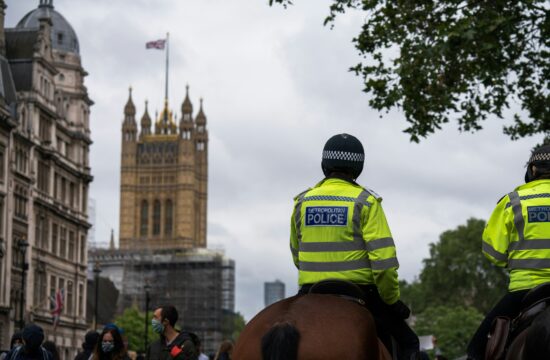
401;218;509;314
270;0;549;142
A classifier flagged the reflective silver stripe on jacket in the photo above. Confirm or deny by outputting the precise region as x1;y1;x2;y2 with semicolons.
294;193;307;243
509;239;550;251
299;258;371;272
482;241;508;262
290;244;299;258
299;240;366;252
299;257;399;272
353;190;371;242
508;191;526;242
371;257;399;270
366;237;395;252
508;258;550;269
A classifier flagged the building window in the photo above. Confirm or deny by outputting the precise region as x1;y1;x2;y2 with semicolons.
37;161;50;194
60;227;67;259
51;223;58;256
15;146;28;174
78;283;84;317
79;235;85;263
165;199;173;236
39;117;51;143
68;231;75;262
67;281;73;315
14;185;28;220
49;275;56;302
58;278;65;313
153;200;161;236
140;200;148;237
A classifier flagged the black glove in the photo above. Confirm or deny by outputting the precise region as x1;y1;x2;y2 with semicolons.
390;300;411;319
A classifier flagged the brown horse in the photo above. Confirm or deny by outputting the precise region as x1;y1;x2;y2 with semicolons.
233;294;392;360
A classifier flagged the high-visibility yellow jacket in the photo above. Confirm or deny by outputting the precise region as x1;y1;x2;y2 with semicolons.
290;177;400;304
483;179;550;292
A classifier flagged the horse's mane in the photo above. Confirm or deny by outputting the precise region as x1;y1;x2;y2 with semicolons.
524;306;550;359
261;322;300;360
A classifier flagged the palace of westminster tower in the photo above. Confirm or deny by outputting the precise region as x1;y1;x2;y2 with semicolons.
119;87;208;250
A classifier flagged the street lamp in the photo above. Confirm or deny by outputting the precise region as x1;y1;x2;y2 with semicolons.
17;239;29;330
144;283;151;353
93;261;101;330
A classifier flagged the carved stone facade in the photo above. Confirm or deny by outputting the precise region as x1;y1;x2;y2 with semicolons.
119;88;208;250
0;0;92;355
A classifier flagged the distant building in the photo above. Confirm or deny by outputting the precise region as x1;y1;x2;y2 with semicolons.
264;280;285;307
0;0;93;355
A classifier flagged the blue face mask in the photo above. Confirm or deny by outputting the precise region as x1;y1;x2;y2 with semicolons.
151;319;165;334
101;342;115;353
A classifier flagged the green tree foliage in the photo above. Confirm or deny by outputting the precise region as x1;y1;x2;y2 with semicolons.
414;306;483;360
419;218;508;313
270;0;549;142
115;307;156;353
222;310;247;341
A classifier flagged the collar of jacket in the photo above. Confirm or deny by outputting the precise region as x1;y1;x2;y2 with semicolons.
316;175;358;187
515;178;550;191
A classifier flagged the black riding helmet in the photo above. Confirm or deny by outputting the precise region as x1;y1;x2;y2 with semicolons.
321;134;365;179
525;145;550;183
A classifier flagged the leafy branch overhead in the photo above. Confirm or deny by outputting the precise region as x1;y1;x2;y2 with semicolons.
270;0;549;142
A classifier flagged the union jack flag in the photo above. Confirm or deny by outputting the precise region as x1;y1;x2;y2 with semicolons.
146;39;166;50
50;288;64;331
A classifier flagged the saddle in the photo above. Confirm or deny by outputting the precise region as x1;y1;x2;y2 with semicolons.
308;279;366;306
485;283;550;360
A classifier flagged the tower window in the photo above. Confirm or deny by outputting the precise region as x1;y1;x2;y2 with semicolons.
57;33;64;45
153;200;161;236
140;200;148;237
165;200;173;236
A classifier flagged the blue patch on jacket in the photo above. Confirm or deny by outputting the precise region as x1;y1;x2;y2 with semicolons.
305;206;348;226
527;206;550;222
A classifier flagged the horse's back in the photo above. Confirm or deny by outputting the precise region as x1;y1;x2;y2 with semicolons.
233;294;380;360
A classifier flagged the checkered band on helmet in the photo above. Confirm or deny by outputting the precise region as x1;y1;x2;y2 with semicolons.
321;133;365;178
322;150;365;162
529;152;550;163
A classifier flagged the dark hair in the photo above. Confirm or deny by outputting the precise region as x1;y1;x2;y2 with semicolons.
93;328;126;360
159;305;178;327
42;341;60;360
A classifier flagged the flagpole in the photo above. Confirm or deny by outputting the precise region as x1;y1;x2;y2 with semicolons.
165;32;169;103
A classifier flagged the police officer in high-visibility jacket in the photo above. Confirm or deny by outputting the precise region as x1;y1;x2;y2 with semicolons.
467;144;550;360
290;134;419;360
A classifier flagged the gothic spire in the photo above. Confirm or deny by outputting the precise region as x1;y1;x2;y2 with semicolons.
124;87;136;117
195;98;206;125
140;100;152;137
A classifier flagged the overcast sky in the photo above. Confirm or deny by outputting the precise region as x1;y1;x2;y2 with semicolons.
5;0;543;321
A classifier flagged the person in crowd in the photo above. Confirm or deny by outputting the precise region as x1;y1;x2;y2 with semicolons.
290;133;419;360
187;334;207;360
92;327;129;360
213;341;232;360
0;332;23;360
467;145;550;359
42;342;59;360
146;305;197;360
74;331;100;360
3;324;52;360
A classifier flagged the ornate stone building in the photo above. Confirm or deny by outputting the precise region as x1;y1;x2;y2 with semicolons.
0;0;92;354
119;87;208;250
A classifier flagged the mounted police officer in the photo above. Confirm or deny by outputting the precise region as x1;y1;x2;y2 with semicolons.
290;133;420;360
467;144;550;360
